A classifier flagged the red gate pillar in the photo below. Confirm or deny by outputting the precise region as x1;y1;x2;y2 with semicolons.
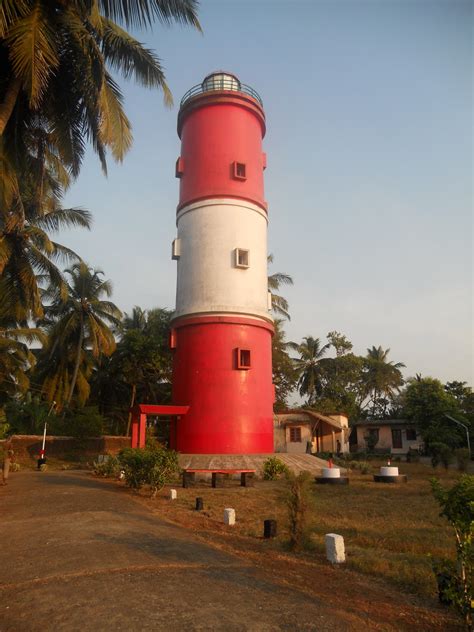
138;413;147;449
131;412;139;448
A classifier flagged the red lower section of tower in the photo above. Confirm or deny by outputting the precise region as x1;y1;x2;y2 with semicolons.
171;316;274;454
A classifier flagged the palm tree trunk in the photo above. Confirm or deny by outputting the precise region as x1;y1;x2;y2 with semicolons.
125;383;137;437
0;78;22;136
66;314;84;408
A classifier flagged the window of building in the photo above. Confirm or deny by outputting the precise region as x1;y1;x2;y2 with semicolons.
175;157;184;178
289;427;302;443
406;429;417;441
234;248;249;268
233;161;247;180
391;428;402;449
236;348;251;369
364;428;379;447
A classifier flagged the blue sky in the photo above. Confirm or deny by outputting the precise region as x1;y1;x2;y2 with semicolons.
61;0;473;387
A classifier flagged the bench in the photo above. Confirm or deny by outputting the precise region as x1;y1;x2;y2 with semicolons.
182;469;256;488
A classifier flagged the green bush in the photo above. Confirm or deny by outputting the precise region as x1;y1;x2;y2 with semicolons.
431;475;474;627
262;456;289;480
406;447;420;463
286;470;312;550
61;407;104;438
118;446;180;497
93;455;120;477
430;442;454;470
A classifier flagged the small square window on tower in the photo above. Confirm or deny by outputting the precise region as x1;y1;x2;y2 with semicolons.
172;238;181;260
236;348;251;370
234;248;249;268
175;156;184;178
267;291;273;311
233;161;247;180
169;329;177;349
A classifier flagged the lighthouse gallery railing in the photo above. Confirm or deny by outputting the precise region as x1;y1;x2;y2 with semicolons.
180;80;263;108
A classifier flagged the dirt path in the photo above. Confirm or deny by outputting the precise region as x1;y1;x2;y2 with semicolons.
0;471;357;631
0;472;459;631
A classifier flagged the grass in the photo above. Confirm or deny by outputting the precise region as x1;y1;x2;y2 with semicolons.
150;460;461;602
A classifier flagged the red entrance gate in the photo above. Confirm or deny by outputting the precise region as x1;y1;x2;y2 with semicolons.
130;404;190;449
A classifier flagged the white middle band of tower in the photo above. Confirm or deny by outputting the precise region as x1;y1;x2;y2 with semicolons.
174;198;271;322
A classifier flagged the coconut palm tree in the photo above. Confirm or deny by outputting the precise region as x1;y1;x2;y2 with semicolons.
364;346;405;418
0;160;91;321
0;0;201;180
268;254;293;320
291;336;331;405
40;262;122;408
0;321;45;398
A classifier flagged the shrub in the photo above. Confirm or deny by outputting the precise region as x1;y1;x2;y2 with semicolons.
455;448;471;473
263;456;289;480
93;455;120;477
359;462;372;474
286;470;312;550
430;442;453;470
62;407;104;439
118;446;180;497
406;447;420;463
431;475;474;627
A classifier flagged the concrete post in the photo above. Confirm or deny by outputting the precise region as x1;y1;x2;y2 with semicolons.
224;508;236;525
325;533;345;564
170;489;177;500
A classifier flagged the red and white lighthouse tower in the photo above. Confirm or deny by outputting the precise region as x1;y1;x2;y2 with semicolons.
171;72;274;454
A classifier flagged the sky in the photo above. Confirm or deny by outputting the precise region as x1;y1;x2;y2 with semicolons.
61;0;473;385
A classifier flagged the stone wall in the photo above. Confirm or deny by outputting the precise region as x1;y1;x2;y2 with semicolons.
3;435;130;463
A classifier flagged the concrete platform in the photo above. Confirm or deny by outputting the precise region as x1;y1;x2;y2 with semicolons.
178;453;330;477
315;477;349;485
373;474;408;483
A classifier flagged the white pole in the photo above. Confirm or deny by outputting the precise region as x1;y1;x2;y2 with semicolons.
41;422;47;452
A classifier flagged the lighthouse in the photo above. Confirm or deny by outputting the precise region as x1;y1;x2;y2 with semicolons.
170;72;274;454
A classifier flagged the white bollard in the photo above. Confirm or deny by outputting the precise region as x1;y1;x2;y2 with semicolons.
224;508;236;526
170;489;177;500
325;533;345;564
380;466;399;476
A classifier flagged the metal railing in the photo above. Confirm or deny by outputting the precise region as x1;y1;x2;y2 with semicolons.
180;80;263;108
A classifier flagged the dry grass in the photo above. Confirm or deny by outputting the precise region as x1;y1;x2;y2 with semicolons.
149;461;460;601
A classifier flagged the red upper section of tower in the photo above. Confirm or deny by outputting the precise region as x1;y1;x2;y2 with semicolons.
176;77;267;212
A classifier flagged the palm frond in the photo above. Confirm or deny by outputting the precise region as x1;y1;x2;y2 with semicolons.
98;72;133;160
34;207;92;232
5;3;59;107
97;0;201;31
101;19;172;104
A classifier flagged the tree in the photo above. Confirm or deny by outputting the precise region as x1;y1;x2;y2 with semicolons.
431;475;474;627
90;306;173;435
268;254;293;320
0;322;44;400
0;0;201;180
0;188;91;321
272;319;298;410
403;377;467;449
291;336;331;405
445;381;474;422
363;346;405;418
327;331;353;357
316;354;365;420
39;262;121;409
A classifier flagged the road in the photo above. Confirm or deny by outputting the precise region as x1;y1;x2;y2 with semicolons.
0;471;345;631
